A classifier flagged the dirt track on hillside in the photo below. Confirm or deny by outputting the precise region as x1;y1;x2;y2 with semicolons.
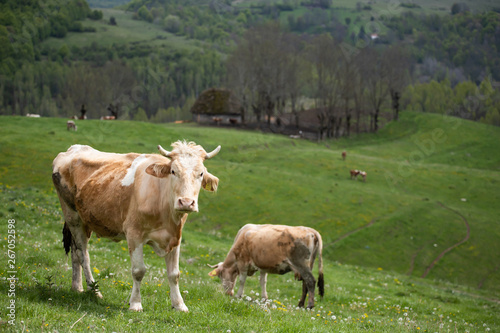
421;201;471;278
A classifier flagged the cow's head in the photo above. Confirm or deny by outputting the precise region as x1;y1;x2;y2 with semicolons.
146;141;220;213
208;262;238;296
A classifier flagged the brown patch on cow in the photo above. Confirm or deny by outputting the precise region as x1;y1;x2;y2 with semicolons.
88;213;121;239
52;172;76;211
291;240;311;260
274;262;292;275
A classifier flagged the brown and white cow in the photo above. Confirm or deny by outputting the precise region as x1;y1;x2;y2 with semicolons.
359;171;367;182
209;224;324;309
52;141;220;312
67;120;77;131
350;169;360;179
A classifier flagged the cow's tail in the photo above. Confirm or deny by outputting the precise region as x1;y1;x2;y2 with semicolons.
316;230;324;299
63;222;72;255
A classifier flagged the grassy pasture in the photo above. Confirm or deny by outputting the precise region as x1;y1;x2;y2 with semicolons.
0;113;499;332
42;9;201;51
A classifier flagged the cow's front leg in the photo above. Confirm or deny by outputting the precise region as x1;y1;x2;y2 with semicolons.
259;271;268;299
236;271;247;298
165;243;188;312
129;243;146;311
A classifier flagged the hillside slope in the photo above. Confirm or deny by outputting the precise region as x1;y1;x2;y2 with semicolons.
0;112;499;292
0;112;498;331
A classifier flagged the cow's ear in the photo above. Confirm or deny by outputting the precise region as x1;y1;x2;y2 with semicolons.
202;171;219;192
146;163;171;178
208;269;218;277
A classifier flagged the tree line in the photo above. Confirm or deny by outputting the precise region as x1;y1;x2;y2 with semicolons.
1;0;499;132
226;22;411;138
403;78;500;126
2;46;224;121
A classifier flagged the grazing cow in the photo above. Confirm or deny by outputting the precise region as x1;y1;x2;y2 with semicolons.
229;118;238;125
359;171;367;182
100;116;116;120
342;151;346;161
208;224;324;309
350;170;367;182
212;117;222;125
52;141;221;312
67;120;77;131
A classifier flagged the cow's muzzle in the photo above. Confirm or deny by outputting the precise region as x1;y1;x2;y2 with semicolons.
175;198;198;212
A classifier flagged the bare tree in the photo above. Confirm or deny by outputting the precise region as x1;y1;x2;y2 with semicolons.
287;40;310;129
339;51;357;137
351;52;366;133
384;45;411;121
226;43;253;124
358;47;390;132
64;64;108;119
240;22;287;126
102;60;136;120
309;34;343;139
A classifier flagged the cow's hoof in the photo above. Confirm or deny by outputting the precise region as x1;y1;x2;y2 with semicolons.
173;304;189;312
129;303;143;311
297;302;305;308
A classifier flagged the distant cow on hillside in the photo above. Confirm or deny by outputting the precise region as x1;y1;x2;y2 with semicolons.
209;224;324;309
350;170;367;182
67;120;77;131
342;151;346;161
359;171;367;182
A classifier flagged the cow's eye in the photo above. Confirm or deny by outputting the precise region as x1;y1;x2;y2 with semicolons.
200;172;204;178
171;170;175;176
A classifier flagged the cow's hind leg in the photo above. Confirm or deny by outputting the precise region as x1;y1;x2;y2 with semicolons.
71;224;102;298
63;215;102;298
55;174;101;297
63;223;83;292
295;269;316;309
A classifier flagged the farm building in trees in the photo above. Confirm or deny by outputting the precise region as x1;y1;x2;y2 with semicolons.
191;88;243;125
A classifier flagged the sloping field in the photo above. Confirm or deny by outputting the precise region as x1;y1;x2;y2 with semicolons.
0;112;498;331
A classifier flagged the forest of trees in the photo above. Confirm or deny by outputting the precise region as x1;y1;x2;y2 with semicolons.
225;22;413;138
1;0;499;133
0;0;225;120
383;10;500;82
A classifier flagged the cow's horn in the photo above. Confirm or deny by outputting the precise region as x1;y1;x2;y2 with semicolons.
205;145;221;160
158;145;172;157
207;263;219;268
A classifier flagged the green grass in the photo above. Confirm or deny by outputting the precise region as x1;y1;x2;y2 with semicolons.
0;112;499;331
42;9;202;51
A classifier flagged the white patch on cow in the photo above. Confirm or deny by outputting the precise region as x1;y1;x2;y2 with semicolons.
68;144;94;156
122;155;147;186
